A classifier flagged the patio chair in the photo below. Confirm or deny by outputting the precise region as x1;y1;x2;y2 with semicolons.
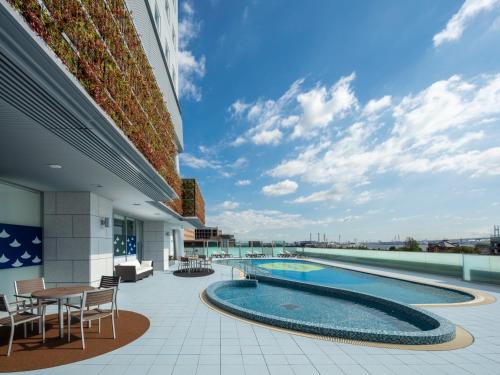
0;294;46;356
66;288;116;349
14;277;56;333
99;275;121;318
179;256;189;271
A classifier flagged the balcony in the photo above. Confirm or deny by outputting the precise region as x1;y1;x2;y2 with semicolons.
181;179;205;228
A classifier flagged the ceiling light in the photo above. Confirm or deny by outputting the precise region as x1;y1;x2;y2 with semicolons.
47;164;62;169
133;203;141;206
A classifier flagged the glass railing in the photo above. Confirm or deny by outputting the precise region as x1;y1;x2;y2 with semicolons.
299;247;500;284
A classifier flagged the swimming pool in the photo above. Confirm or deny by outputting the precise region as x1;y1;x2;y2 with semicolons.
205;278;456;344
217;258;474;304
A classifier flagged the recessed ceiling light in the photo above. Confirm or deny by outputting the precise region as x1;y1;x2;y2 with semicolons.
154;213;161;216
47;164;62;169
91;184;103;188
133;203;141;206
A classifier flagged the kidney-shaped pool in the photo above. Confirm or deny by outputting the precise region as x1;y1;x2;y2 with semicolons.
217;258;474;304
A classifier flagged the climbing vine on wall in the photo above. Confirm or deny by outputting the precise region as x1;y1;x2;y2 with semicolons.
8;0;184;213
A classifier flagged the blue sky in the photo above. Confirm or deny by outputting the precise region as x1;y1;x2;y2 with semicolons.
177;0;500;242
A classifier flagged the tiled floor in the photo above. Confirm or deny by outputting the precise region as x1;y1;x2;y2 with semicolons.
16;260;500;375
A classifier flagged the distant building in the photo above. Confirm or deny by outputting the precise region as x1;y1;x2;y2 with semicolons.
427;240;459;253
184;226;235;249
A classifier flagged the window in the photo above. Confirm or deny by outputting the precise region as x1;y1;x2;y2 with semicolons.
164;38;170;64
154;1;161;35
165;0;170;22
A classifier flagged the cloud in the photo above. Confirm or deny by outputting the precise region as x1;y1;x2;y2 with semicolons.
268;74;500;203
235;179;251;186
353;190;383;205
251;129;283;145
228;75;357;145
229;100;250;117
178;1;206;101
179;153;216;169
230;136;246;147
262;179;298;196
433;0;500;47
293;186;347;203
207;209;330;235
217;200;240;210
292;73;358;138
362;95;392;117
230;157;248;169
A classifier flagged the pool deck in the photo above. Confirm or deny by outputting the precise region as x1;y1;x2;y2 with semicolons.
17;259;500;375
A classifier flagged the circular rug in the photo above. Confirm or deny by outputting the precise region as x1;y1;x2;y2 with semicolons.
0;310;149;372
173;268;215;277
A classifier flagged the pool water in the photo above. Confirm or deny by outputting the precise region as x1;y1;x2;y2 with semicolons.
215;282;424;332
220;258;473;304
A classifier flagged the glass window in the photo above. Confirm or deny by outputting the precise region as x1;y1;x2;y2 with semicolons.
154;2;161;35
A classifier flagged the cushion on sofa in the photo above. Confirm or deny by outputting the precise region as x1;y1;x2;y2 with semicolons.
141;260;153;268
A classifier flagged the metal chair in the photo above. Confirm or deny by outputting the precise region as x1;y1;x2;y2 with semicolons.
14;277;55;333
66;288;116;349
0;294;46;356
99;275;120;318
179;256;189;271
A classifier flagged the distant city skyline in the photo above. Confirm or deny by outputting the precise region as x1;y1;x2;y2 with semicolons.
177;0;500;241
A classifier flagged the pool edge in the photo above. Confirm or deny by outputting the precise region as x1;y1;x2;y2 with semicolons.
200;289;474;351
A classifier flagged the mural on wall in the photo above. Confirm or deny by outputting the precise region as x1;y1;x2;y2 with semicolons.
0;223;43;270
114;235;126;256
127;235;136;255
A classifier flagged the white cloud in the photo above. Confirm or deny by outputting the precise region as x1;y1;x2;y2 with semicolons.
251;129;283;145
235;179;251;186
354;190;383;205
262;179;298;196
292;73;358;138
217;200;240;210
207;209;330;236
230;136;246;147
178;51;206;101
179;153;215;169
362;95;392;117
294;187;346;203
268;74;500;203
230;157;248;169
229;100;250;117
433;0;500;47
178;2;205;101
228;75;358;145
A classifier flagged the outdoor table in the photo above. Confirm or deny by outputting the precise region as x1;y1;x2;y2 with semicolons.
32;285;95;338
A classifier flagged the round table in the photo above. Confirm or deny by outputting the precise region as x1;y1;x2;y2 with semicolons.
32;286;95;338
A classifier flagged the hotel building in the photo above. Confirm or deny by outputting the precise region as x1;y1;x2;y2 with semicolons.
0;0;205;295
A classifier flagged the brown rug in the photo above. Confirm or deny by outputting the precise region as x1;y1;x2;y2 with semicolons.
0;310;149;372
173;268;215;277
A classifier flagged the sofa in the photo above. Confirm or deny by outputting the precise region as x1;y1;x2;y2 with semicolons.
115;259;154;282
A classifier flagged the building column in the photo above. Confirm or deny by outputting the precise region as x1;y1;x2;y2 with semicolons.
43;192;113;287
143;221;172;271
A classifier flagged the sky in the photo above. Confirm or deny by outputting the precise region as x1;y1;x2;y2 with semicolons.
176;0;500;242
